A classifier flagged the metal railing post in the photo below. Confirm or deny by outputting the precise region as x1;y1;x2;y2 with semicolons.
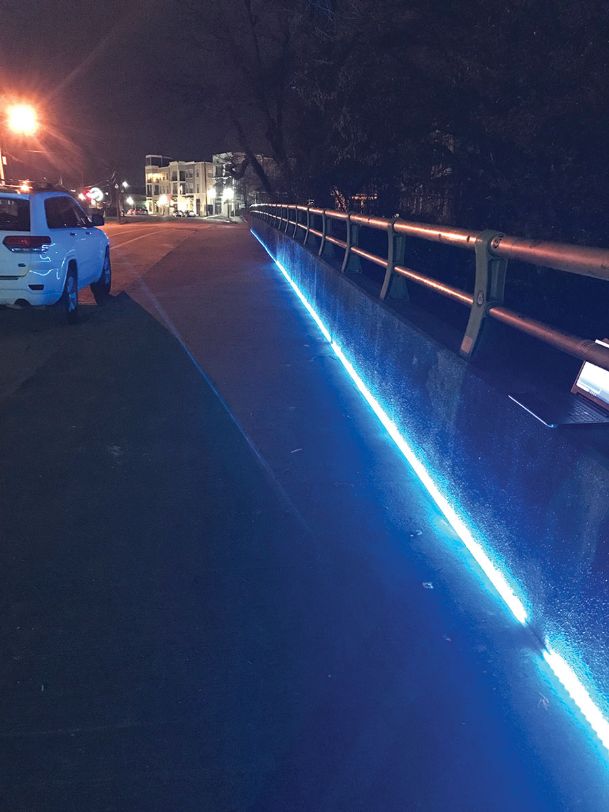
343;215;361;273
304;206;311;246
293;207;299;238
341;214;353;272
460;230;507;358
320;212;338;260
380;219;408;300
341;214;351;272
318;210;327;257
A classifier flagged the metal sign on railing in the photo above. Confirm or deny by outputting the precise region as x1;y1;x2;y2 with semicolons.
250;203;609;373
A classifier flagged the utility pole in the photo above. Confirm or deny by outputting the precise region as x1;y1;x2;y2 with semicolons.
115;181;122;224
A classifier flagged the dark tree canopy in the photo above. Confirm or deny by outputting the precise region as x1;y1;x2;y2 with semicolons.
181;0;609;243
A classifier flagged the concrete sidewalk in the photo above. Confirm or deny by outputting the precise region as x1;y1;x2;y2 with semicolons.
0;225;606;810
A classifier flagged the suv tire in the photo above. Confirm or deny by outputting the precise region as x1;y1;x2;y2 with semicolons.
62;264;79;324
91;249;111;304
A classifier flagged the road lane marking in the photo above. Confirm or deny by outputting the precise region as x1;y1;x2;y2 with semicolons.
111;230;166;250
103;227;159;242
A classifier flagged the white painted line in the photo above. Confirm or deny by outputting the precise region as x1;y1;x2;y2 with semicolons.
111;230;166;250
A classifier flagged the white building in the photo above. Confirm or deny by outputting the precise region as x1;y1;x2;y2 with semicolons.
146;152;275;217
145;155;215;216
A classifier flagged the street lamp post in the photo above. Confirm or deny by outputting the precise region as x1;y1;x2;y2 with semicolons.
119;180;129;221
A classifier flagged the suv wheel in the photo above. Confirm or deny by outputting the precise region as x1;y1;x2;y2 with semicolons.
62;265;79;324
91;250;111;304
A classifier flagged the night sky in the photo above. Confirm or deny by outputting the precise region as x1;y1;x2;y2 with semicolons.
0;1;234;189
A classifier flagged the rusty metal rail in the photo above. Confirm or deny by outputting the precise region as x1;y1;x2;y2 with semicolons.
250;203;609;372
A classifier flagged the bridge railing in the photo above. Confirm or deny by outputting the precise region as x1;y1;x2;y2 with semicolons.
249;203;609;372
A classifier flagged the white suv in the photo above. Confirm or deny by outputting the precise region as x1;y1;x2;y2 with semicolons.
0;186;111;322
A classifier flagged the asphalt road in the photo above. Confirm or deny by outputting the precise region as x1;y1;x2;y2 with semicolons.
0;221;607;810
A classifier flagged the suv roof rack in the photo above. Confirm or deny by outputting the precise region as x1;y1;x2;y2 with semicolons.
0;180;71;194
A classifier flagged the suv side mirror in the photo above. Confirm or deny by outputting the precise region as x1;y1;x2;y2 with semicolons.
90;212;105;226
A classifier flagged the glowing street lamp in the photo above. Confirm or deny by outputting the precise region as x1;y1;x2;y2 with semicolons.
121;180;129;189
125;195;134;207
1;102;40;183
222;184;234;218
6;103;39;136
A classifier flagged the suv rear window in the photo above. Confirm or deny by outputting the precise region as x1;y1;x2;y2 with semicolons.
0;197;30;231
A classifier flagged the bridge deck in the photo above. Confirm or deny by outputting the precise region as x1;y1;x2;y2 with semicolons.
0;223;606;809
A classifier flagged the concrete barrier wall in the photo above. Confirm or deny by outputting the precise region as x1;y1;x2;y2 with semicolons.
252;219;609;695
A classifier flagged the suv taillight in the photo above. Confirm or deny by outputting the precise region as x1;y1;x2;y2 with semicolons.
3;235;51;252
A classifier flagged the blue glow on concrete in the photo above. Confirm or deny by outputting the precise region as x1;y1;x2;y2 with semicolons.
330;341;528;625
251;225;609;758
543;644;609;753
251;227;526;624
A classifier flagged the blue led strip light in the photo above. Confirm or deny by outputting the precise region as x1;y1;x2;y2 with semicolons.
251;226;609;757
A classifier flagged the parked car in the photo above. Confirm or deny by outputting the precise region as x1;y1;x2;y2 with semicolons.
0;186;111;323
